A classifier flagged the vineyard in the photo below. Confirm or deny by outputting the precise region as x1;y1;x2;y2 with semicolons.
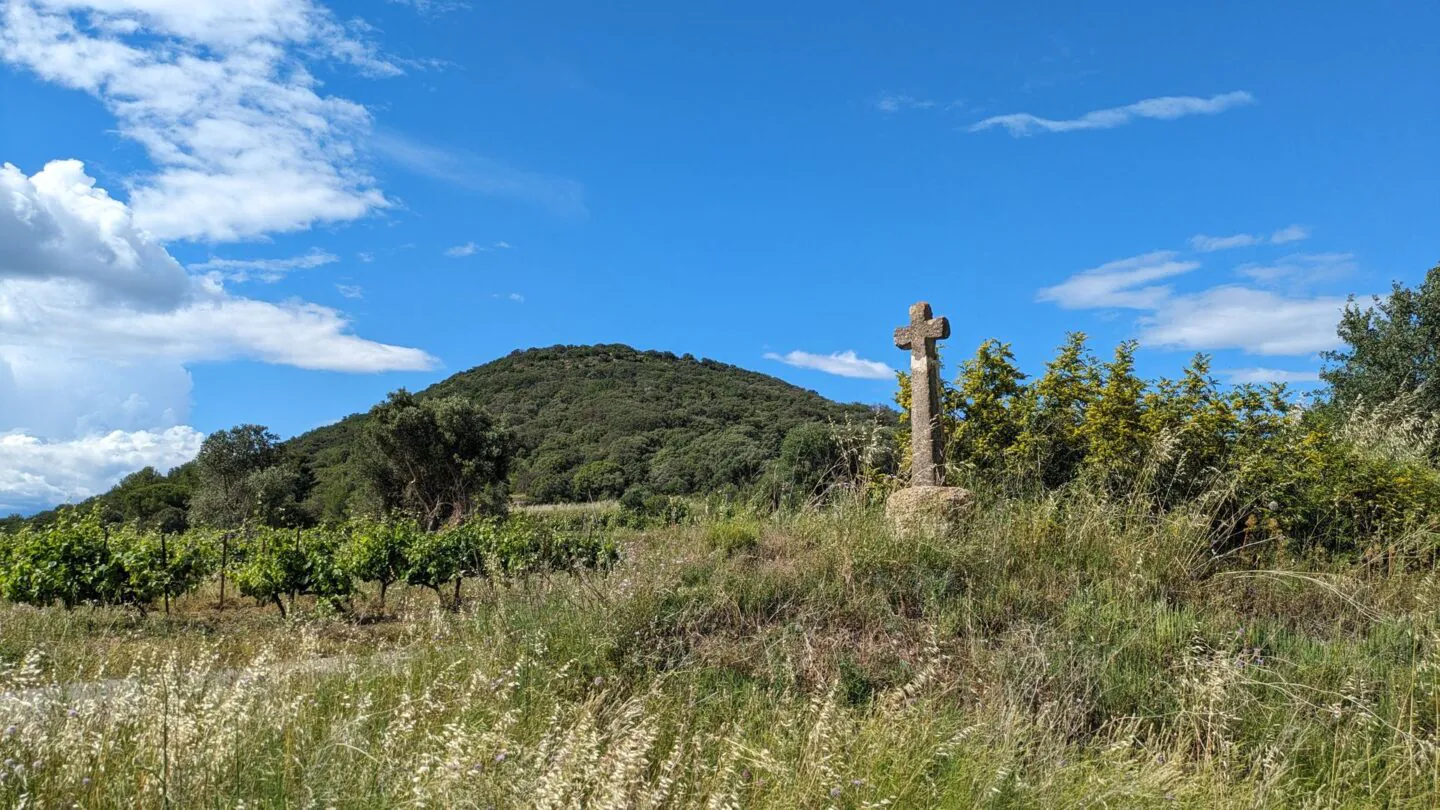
0;509;623;618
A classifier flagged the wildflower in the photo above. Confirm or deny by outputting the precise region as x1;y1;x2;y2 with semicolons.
592;676;604;687
830;786;843;798
494;751;507;763
67;708;78;718
2;726;14;736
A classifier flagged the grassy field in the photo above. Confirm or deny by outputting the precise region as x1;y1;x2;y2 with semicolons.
3;491;1439;808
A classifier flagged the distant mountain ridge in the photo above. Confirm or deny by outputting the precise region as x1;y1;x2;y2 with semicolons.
292;343;893;518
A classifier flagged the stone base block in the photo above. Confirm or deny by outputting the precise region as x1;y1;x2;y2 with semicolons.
885;486;974;538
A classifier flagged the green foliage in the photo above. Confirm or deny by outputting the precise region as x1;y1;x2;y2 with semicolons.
1081;340;1147;485
571;459;627;501
703;519;761;555
949;339;1028;475
340;515;417;606
401;520;488;607
0;510;113;608
292;344;889;510
190;424;311;530
774;422;843;503
1014;332;1100;487
1323;264;1440;416
234;526;353;616
0;510;209;611
904;323;1440;555
358;390;514;529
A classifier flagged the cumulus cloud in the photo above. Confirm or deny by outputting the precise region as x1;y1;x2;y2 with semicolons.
0;160;432;372
1040;245;1351;357
0;427;204;514
190;249;338;283
1138;286;1347;355
764;350;894;380
0;0;397;241
970;91;1255;136
0;159;435;510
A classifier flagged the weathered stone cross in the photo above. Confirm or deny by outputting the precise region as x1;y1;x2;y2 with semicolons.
894;301;950;486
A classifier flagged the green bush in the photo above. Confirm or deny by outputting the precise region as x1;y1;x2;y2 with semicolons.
704;520;761;556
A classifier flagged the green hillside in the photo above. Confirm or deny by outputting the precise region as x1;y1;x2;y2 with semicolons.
290;344;891;517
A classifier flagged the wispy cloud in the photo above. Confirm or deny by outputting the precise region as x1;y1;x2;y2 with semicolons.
1237;252;1355;285
1037;251;1200;310
335;284;364;299
1270;225;1311;244
763;350;894;380
372;131;587;217
1225;368;1322;385
445;241;511;258
969;91;1255;136
875;93;962;113
1190;224;1310;252
385;0;471;16
191;250;339;283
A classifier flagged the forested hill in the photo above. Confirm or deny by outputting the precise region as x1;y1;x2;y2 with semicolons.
290;344;892;517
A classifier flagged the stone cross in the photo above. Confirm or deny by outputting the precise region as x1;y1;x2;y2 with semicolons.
894;301;950;486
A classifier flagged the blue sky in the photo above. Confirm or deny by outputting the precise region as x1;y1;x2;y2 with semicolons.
1;0;1436;513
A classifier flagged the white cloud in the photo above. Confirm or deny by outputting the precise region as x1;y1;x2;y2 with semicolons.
876;93;961;113
0;427;204;514
1037;251;1200;310
1237;253;1355;285
1041;245;1352;357
190;249;338;283
1224;368;1322;385
0;158;434;511
969;91;1255;136
357;252;375;263
763;350;894;380
0;160;432;373
335;283;363;299
1270;225;1311;244
508;292;524;303
373;131;587;217
0;160;187;307
1189;224;1311;253
446;240;513;257
1190;233;1261;252
0;0;398;242
1140;286;1348;355
386;0;471;15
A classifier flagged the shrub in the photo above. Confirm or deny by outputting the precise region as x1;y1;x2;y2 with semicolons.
704;520;761;556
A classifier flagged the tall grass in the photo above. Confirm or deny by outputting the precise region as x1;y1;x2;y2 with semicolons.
3;487;1439;807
